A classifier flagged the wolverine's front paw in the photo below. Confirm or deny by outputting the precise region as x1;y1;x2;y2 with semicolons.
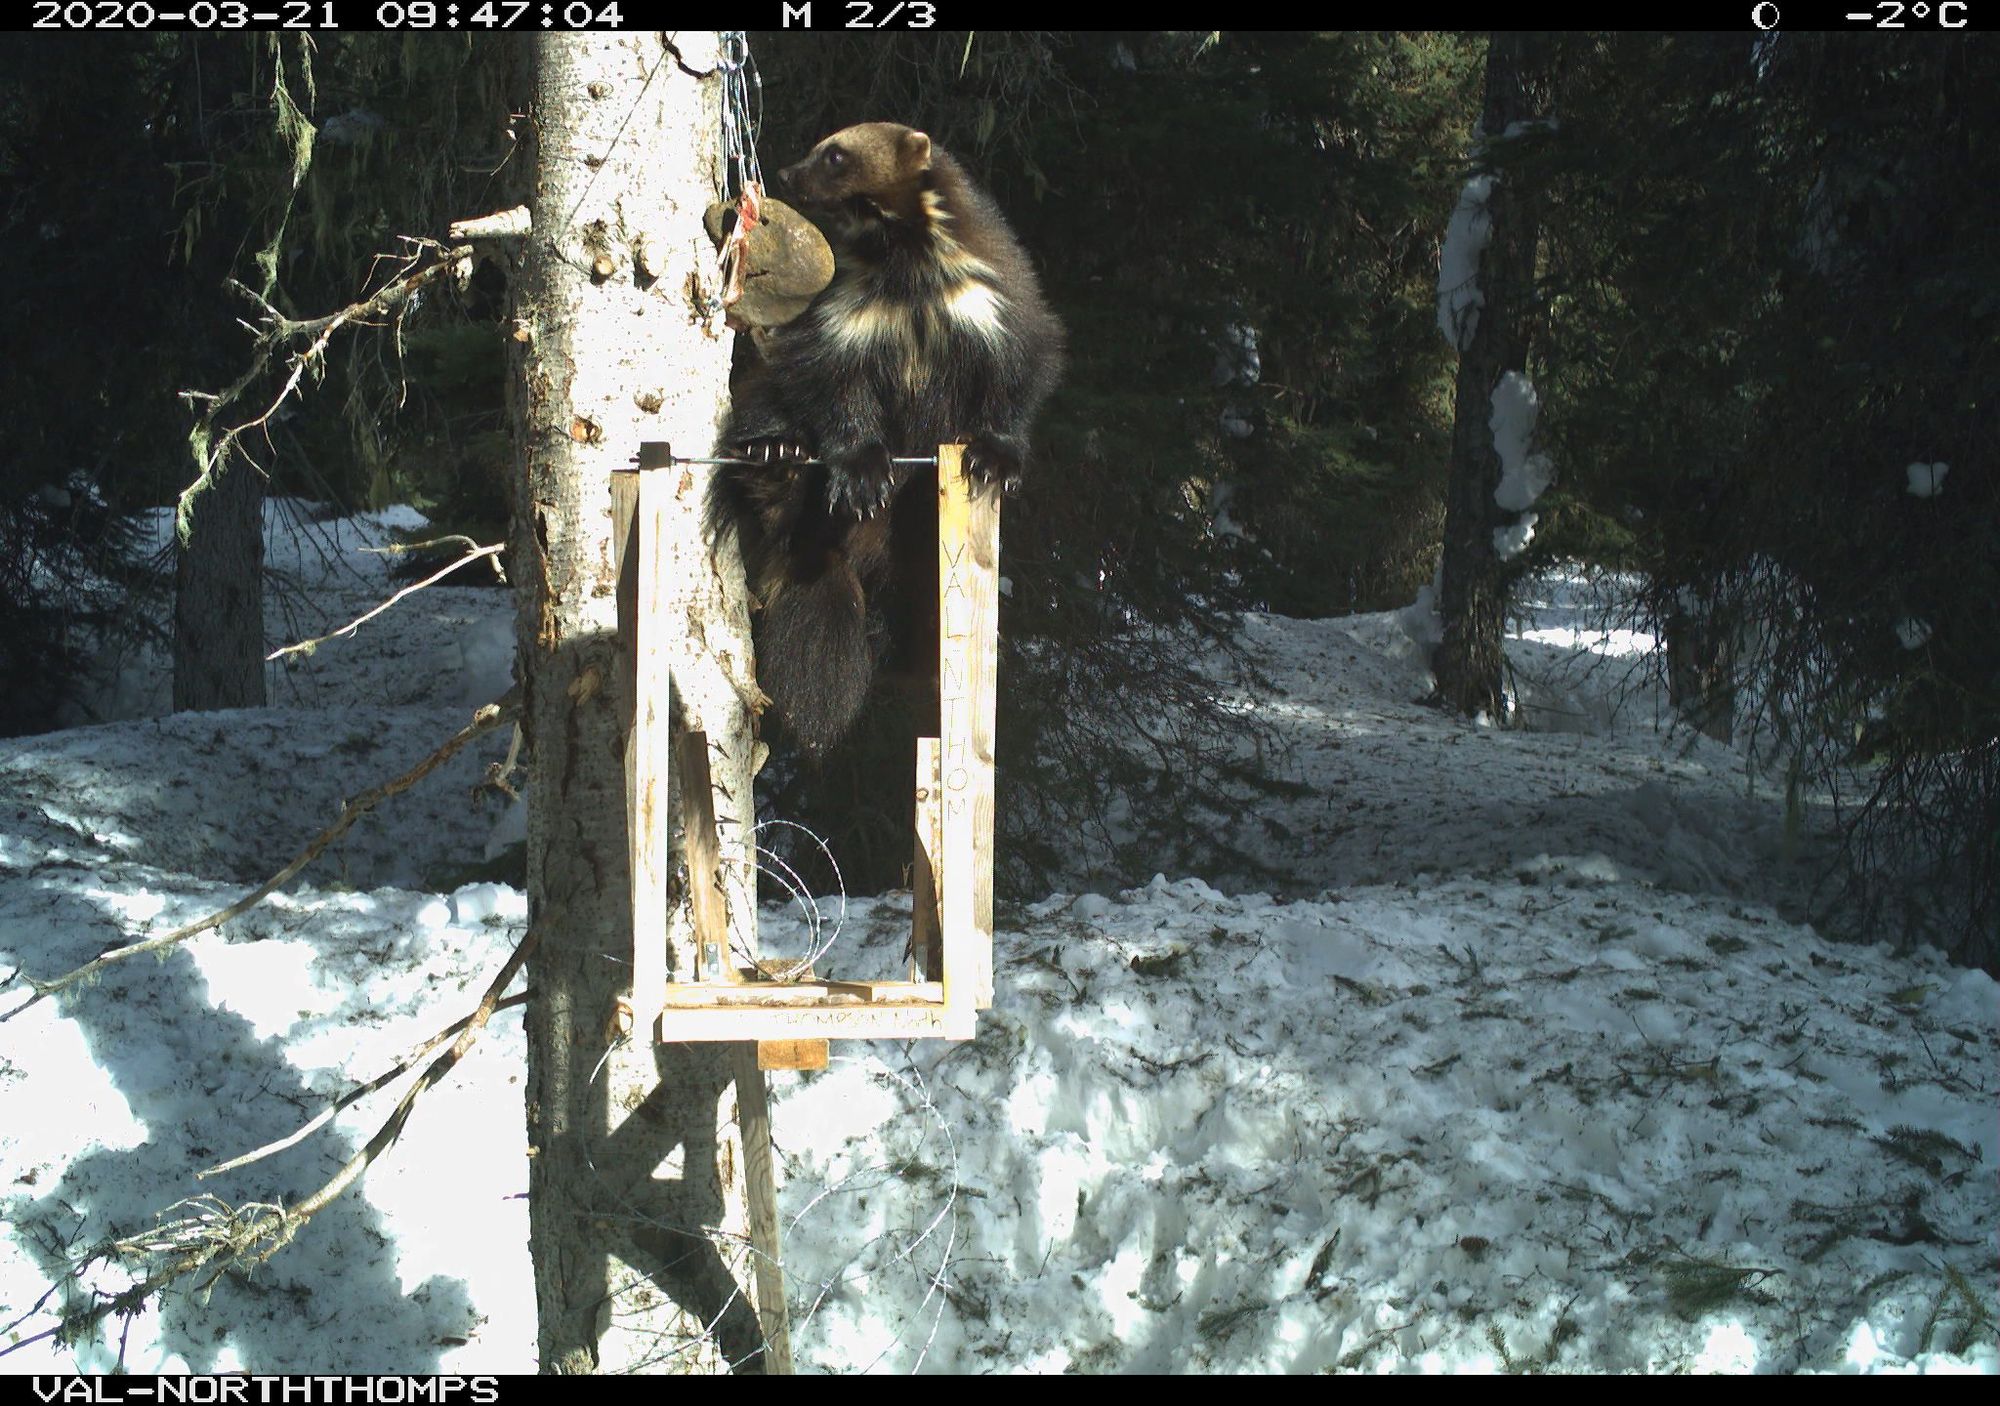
826;444;898;518
962;433;1026;494
733;436;814;466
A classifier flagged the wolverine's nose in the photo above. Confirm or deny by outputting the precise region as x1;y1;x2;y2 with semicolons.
775;159;803;192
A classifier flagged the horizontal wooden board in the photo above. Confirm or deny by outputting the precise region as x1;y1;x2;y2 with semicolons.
661;980;945;1008
658;1003;976;1043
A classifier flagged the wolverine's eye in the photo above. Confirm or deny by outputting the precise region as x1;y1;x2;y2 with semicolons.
825;148;846;169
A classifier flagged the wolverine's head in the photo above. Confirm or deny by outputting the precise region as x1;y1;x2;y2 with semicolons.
778;123;934;218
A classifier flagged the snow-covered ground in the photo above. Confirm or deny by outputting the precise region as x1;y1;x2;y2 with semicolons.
1;506;1993;1373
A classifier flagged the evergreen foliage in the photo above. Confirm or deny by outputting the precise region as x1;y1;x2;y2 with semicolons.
1533;33;1998;964
0;37;516;732
741;31;1480;894
5;31;1991;967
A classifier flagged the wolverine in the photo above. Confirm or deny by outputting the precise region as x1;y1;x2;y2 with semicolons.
712;122;1065;752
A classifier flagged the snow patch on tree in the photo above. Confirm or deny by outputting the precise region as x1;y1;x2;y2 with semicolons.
1208;479;1251;541
1436;175;1496;351
1486;370;1551;562
1399;562;1446;653
1493;513;1538;561
1490;371;1553;513
1904;461;1948;498
1211;322;1261;387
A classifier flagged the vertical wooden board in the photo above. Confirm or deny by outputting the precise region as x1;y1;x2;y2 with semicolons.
614;470;669;1041
911;737;943;981
970;487;999;1011
676;730;743;983
731;1043;794;1374
757;1039;829;1072
610;472;640;576
936;445;999;1015
612;471;641;1028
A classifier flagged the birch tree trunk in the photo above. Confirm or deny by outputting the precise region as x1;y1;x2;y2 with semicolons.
1433;33;1547;720
509;31;773;1374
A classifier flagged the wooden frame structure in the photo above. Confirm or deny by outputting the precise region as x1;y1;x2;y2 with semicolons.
611;443;998;1064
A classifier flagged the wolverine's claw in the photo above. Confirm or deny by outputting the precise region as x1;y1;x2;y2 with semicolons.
825;445;898;518
962;432;1025;492
735;437;811;465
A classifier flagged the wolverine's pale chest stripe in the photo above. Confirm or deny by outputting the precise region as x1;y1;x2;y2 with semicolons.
813;276;1013;355
944;281;1009;341
816;291;914;354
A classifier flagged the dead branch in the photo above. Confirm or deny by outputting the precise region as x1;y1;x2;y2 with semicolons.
267;542;504;662
278;919;536;1228
0;927;537;1361
175;240;474;539
197;990;530;1179
360;534;488;558
480;720;526;804
3;694;519;1019
449;206;531;242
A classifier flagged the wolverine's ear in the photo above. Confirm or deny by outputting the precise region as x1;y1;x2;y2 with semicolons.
898;129;933;172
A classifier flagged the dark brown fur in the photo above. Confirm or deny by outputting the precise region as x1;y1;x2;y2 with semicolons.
713;123;1064;751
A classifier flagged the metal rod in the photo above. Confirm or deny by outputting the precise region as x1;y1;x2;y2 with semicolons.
622;442;944;472
655;455;941;468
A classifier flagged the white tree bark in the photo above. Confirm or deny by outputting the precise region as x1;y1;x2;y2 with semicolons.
509;31;771;1374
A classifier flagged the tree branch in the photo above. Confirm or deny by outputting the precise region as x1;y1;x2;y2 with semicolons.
3;695;519;1019
0;926;537;1360
267;542;504;662
175;240;474;543
197;990;530;1179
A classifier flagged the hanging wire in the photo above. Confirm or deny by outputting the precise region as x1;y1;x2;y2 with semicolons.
717;32;764;202
708;32;767;328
